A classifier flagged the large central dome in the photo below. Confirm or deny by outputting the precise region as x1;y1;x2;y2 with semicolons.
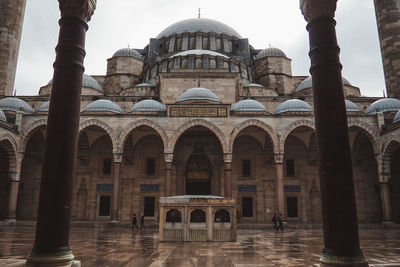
157;18;241;39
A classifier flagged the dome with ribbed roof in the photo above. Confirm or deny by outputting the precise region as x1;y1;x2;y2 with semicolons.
170;49;229;59
83;100;123;114
0;109;6;122
275;99;313;114
131;99;166;112
231;99;267;112
345;100;361;112
295;76;352;93
176;87;221;103
365;98;400;115
0;97;34;114
256;47;287;59
38;101;50;112
157;18;241;39
48;74;102;92
394;110;400;123
112;48;143;60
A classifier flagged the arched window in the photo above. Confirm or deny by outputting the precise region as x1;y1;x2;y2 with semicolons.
166;209;182;222
195;58;203;68
190;209;206;222
214;209;230;222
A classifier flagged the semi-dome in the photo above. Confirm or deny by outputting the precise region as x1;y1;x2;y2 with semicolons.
157;18;241;39
365;98;400;115
38;101;50;112
170;49;229;59
231;99;267;112
83;99;123;114
345;100;361;112
295;76;352;93
275;99;313;114
0;97;34;114
256;47;287;59
48;74;103;92
394;110;400;123
112;48;143;60
0;109;6;122
131;99;166;112
176;87;222;103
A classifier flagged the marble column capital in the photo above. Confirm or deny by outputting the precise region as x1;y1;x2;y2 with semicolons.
274;153;284;164
58;0;96;22
164;153;173;163
113;153;122;163
300;0;337;22
223;153;232;163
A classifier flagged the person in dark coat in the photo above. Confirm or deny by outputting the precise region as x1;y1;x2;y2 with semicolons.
277;213;284;231
132;213;138;230
140;215;145;231
272;213;278;230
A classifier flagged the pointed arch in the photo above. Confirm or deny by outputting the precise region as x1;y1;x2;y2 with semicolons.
348;120;380;155
228;119;278;154
168;119;227;154
20;119;47;153
118;119;168;154
279;119;316;152
79;119;117;153
381;135;400;182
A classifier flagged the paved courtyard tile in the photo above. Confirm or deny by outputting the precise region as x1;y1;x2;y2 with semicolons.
0;226;399;266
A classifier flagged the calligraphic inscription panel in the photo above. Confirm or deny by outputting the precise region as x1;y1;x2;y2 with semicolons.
170;107;227;117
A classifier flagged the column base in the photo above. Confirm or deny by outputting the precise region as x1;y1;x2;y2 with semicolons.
26;250;76;267
320;251;368;267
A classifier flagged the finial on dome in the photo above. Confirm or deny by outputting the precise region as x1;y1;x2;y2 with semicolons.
127;43;130;48
198;8;201;18
269;43;272;48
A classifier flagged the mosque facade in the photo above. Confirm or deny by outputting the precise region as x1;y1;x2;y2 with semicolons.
0;17;399;224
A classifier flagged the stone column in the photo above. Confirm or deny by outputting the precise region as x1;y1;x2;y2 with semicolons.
300;1;368;266
26;1;96;266
164;153;173;196
274;153;285;220
6;152;23;220
0;0;26;96
224;153;232;197
379;182;392;222
206;206;213;241
374;0;400;98
111;153;122;221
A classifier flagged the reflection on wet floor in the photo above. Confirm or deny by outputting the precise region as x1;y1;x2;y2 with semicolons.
0;226;400;266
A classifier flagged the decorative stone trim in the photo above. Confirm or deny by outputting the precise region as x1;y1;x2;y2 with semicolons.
279;119;315;152
58;0;96;22
79;119;117;153
20;119;47;153
348;120;380;155
228;119;279;154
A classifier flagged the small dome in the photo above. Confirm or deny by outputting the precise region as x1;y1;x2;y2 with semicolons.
176;87;222;103
38;101;50;112
83;99;123;114
0;109;6;122
394;110;400;123
112;48;143;60
345;100;361;112
157;18;241;39
275;99;313;114
0;97;34;114
170;49;229;59
231;99;267;112
295;76;352;93
131;99;166;112
365;98;400;115
256;47;287;59
48;74;102;92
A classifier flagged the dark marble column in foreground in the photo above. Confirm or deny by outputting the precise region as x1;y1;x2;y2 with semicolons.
300;1;368;266
26;1;96;266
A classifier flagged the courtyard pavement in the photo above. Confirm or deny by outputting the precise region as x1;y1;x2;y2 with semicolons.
0;225;399;266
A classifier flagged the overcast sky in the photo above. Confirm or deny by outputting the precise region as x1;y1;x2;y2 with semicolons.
14;0;385;97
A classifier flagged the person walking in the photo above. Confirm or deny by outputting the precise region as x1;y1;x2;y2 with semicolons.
140;215;145;231
272;213;278;230
277;213;284;231
132;213;139;230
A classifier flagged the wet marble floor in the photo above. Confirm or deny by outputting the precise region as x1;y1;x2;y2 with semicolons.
0;226;399;266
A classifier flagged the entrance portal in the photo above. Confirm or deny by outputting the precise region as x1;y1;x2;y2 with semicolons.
186;143;211;195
